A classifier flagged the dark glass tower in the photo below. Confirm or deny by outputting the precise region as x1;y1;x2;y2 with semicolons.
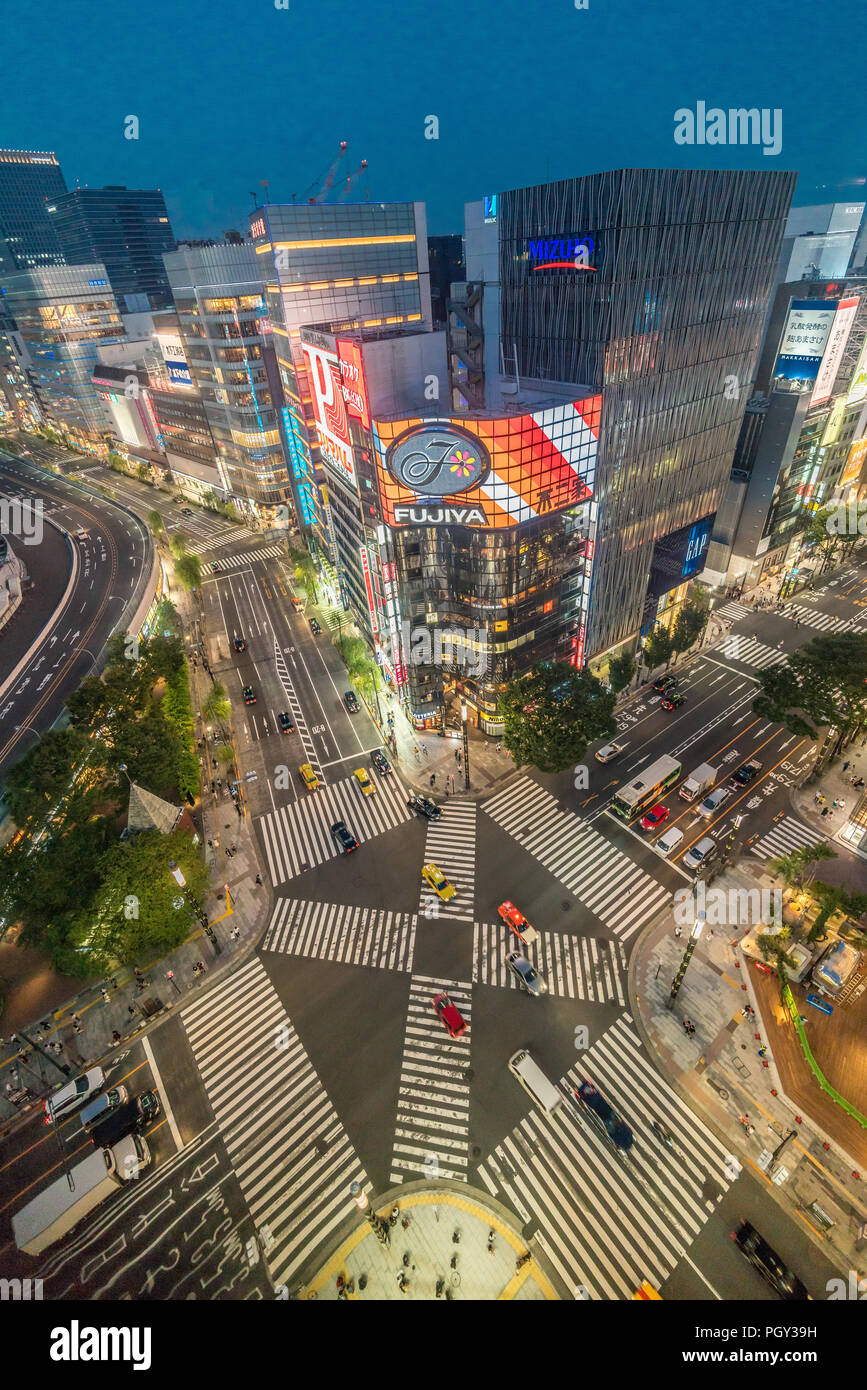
0;149;67;276
50;186;176;309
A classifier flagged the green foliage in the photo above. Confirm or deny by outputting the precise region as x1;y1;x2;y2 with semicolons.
1;728;90;829
289;545;319;601
162;661;198;800
147;509;164;536
0;816;114;961
770;842;837;889
169;534;187;560
202;682;231;729
607;650;636;693
806;881;867;943
499;662;616;774
642;626;672;670
670;592;709;655
173;553;202;591
753;632;867;739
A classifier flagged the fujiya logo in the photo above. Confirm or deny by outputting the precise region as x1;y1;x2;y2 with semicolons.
387;423;489;496
49;1321;151;1372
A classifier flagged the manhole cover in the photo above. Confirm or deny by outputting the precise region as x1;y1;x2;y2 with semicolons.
472;1145;481;1158
561;901;571;912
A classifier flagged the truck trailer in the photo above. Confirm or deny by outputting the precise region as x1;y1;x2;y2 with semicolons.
679;763;718;801
12;1133;151;1256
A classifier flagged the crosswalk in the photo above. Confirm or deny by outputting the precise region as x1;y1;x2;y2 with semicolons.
391;975;472;1184
273;640;322;776
262;897;417;972
257;771;412;884
713;600;751;623
780;601;864;634
751;815;828;861
718;634;786;670
417;801;477;921
476;1015;736;1300
188;522;249;553
182;957;371;1287
483;779;670;939
211;544;284;571
473;922;627;1004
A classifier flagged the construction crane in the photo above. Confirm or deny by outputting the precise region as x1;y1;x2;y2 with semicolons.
336;159;368;201
305;141;349;204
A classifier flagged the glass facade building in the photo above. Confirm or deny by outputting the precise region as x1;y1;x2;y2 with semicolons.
0;149;67;278
50;186;176;310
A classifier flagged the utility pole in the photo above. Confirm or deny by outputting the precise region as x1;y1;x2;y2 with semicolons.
461;701;471;790
667;912;706;1010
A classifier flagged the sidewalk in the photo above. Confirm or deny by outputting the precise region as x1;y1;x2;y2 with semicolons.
631;863;867;1284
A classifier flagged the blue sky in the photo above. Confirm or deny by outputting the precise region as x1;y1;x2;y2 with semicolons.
4;0;864;238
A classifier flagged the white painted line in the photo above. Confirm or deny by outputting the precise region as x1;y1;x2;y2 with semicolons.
142;1033;183;1149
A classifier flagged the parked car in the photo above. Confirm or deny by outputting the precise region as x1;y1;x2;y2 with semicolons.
331;820;359;855
243;685;256;705
343;690;360;713
729;759;762;789
422;862;455;901
732;1221;811;1300
661;690;686;710
353;767;375;797
407;792;441;820
651;675;677;694
233;636;247;653
298;763;320;790
640;803;670;831
309;618;321;635
432;992;467;1039
506;951;548;996
371;749;391;776
595;742;624;764
278;711;295;734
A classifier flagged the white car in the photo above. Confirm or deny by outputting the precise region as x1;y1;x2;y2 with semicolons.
44;1067;105;1125
595;743;624;764
655;825;684;857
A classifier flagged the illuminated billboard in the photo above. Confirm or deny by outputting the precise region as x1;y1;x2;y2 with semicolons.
811;296;860;406
840;437;867;490
336;337;370;430
773;300;836;384
847;335;867;406
372;397;600;529
301;339;355;483
156;332;192;388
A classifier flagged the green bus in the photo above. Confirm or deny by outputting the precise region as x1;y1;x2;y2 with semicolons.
610;755;682;823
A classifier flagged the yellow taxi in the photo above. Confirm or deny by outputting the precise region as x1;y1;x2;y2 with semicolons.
353;767;375;797
633;1281;662;1300
298;763;320;791
422;862;456;902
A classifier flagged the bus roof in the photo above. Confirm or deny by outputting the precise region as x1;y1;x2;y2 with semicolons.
613;755;682;808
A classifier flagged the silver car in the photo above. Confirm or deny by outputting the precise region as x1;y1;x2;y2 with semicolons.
698;786;730;819
506;951;548;996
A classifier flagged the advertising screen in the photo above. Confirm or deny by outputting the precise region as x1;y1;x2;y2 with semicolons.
301;340;355;484
372;397;601;529
847;335;867;406
811;296;860;406
646;514;715;600
156;332;192;388
773;300;836;384
840;437;867;490
336;338;370;430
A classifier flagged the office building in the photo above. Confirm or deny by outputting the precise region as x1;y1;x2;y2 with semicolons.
0;149;67;277
0;265;126;444
50;186;176;310
428;233;465;326
162;242;287;515
250;200;432;553
452;168;796;664
0;311;42;429
776;202;864;283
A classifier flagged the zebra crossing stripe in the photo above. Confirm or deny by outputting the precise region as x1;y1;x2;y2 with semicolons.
752;816;827;860
211;545;283;570
781;602;857;633
417;801;477;921
182;958;371;1286
273;639;322;777
262;898;417;971
719;635;786;669
257;770;412;884
473;921;626;1003
477;1016;735;1299
391;976;472;1184
714;600;751;622
483;778;670;938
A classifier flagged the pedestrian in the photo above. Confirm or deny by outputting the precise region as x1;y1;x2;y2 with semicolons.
225;846;232;856
112;1030;122;1044
207;839;213;848
707;927;713;940
71;1012;81;1026
133;966;143;979
777;639;784;648
455;750;460;764
413;745;420;760
128;1005;137;1017
230;926;241;941
255;873;262;886
843;760;851;774
101;989;111;1004
674;925;682;938
39;1021;51;1033
73;1022;82;1035
429;773;436;788
422;744;428;758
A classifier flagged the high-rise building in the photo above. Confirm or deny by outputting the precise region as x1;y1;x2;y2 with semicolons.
0;149;67;276
428;233;465;326
453;168;796;664
162;242;287;515
0;265;126;445
705;275;867;590
776;202;865;283
0;311;43;430
251;200;432;555
50;186;176;310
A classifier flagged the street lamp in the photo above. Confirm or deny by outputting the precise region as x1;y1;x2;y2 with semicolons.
349;1181;390;1246
667;911;705;1010
461;701;470;791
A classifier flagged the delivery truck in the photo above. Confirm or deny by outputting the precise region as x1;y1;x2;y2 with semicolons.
12;1133;151;1256
679;762;718;801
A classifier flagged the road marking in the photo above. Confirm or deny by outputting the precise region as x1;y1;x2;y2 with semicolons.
142;1033;183;1148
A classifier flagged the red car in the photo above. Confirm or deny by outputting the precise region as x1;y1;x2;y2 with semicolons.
498;900;539;945
432;992;467;1039
640;803;670;831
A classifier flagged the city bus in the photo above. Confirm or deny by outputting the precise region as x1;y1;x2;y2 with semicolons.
610;754;682;823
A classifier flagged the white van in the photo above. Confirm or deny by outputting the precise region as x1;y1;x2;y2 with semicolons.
44;1066;105;1125
656;825;684;857
508;1049;563;1114
683;835;718;873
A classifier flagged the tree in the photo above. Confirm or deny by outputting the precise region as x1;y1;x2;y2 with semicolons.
670;591;710;661
174;553;202;591
807;882;867;943
642;626;672;671
169;534;188;561
1;728;90;828
607;650;636;693
753;632;867;742
289;545;319;602
148;509;164;539
202;682;232;738
800;506;840;574
112;707;182;796
499;662;616;774
0;815;113;958
136;464;151;484
755;925;799;978
769;843;836;891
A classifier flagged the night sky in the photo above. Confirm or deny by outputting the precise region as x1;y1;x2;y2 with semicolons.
4;0;864;238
